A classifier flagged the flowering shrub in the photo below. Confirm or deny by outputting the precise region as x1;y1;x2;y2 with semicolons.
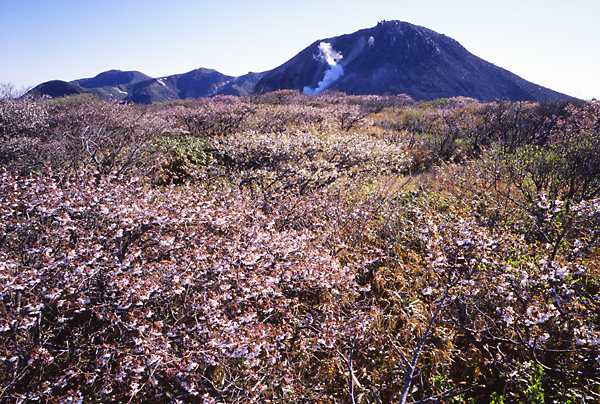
0;96;49;140
0;169;371;402
0;93;599;403
0;98;172;181
213;129;410;201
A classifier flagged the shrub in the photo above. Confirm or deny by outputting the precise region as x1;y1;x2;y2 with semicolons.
175;98;255;138
0;94;598;403
152;135;216;185
492;100;600;253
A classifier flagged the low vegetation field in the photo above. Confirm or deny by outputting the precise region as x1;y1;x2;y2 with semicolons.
1;91;599;403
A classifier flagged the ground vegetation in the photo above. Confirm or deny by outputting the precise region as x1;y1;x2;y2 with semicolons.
0;90;599;403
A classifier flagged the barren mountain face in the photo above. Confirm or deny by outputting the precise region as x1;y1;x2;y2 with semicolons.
255;20;569;102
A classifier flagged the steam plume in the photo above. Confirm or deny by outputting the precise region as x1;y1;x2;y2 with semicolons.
303;42;344;95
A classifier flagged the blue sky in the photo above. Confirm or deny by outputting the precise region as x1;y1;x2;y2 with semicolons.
1;0;599;99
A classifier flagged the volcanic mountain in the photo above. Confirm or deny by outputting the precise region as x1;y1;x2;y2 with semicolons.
254;20;570;102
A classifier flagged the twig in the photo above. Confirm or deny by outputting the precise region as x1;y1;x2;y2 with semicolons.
399;288;450;404
369;385;382;404
411;384;474;404
338;340;360;404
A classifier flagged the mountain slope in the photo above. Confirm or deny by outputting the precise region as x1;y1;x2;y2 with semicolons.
254;20;571;102
29;69;266;103
125;69;266;103
28;80;90;98
72;70;152;88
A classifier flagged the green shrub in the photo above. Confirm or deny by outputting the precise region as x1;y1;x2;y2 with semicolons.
400;109;423;126
152;135;216;185
43;93;100;107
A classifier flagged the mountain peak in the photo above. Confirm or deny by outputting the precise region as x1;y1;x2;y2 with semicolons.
73;70;152;89
255;21;570;102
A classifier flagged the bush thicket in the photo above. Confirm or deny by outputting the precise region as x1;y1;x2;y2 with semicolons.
0;91;599;403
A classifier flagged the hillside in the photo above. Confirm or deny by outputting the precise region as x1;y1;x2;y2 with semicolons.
28;80;90;98
72;69;152;88
126;68;266;104
255;20;571;102
29;69;267;103
29;70;152;101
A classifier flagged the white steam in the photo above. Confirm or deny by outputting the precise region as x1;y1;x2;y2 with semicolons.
303;42;344;95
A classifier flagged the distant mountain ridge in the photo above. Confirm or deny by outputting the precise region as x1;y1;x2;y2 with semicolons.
73;70;152;89
29;69;266;104
29;21;573;103
124;68;264;104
